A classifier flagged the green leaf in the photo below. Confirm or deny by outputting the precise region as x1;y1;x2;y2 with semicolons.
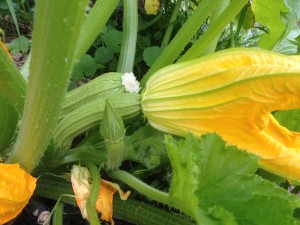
103;29;123;53
272;0;300;54
0;93;18;152
72;54;102;81
8;35;29;54
166;134;227;224
251;0;287;49
95;46;114;64
143;46;163;67
274;109;300;132
0;41;26;114
166;133;300;225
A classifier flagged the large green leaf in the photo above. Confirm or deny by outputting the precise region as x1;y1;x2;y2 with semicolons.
272;0;300;54
252;0;287;49
0;93;18;152
166;134;300;225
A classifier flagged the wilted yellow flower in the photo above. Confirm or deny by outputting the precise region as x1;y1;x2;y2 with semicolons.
96;180;130;225
142;48;300;182
0;163;36;224
71;165;91;219
71;165;130;224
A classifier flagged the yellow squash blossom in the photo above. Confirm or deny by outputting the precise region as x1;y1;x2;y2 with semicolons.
0;163;36;224
142;48;300;182
71;165;130;224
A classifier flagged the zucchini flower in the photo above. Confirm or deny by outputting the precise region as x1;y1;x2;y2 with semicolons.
71;165;130;224
142;48;300;182
0;163;36;224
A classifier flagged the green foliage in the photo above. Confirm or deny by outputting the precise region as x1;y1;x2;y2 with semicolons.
0;93;18;152
251;0;286;49
143;46;163;67
272;0;300;54
274;109;300;132
1;0;300;224
70;54;102;89
7;35;29;53
166;134;300;225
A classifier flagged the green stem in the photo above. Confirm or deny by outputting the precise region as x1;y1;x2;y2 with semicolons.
235;3;249;42
230;22;236;48
178;0;248;62
8;0;89;172
117;0;138;73
86;163;101;225
198;0;230;56
141;0;221;87
75;0;119;60
161;0;181;47
52;202;64;225
184;0;190;18
107;170;170;205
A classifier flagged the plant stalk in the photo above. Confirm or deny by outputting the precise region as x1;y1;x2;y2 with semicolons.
141;0;222;86
117;0;138;73
178;0;248;62
107;170;170;205
8;0;89;172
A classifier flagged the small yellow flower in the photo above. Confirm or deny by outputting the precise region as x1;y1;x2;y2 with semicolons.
142;48;300;182
0;163;36;224
144;0;160;15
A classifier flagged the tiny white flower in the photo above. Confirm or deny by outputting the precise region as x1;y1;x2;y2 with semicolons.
122;72;140;93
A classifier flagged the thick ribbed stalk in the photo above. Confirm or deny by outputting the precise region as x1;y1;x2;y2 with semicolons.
141;0;222;86
8;0;89;172
117;0;138;73
76;0;119;60
178;0;248;62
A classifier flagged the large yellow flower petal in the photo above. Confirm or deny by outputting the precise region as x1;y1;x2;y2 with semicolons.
0;163;36;224
142;48;300;182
